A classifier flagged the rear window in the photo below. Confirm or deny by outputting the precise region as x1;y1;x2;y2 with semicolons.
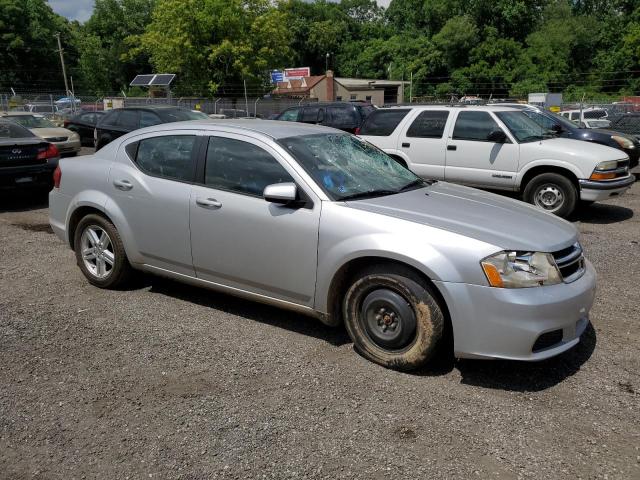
0;121;34;138
406;111;449;138
359;109;410;136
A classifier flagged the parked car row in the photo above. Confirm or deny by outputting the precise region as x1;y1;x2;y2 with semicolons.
0;112;81;157
49;119;598;371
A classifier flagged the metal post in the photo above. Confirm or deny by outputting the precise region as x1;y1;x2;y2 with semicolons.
70;76;76;112
55;33;70;96
254;98;260;117
409;72;413;104
214;98;221;114
243;79;249;117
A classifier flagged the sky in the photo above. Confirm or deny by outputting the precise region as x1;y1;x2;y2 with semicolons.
49;0;94;23
49;0;391;23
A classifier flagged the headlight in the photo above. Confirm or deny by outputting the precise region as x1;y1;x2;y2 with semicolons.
481;251;562;288
611;135;634;149
594;160;618;171
71;132;80;140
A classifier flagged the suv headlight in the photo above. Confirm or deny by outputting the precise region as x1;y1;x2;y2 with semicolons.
481;251;562;288
611;135;634;149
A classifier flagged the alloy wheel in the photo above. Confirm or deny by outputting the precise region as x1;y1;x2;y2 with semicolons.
80;225;115;279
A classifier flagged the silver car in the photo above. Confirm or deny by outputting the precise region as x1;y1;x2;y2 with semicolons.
49;120;597;370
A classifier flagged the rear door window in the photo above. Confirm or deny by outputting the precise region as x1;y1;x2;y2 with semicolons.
140;111;162;128
452;111;501;141
116;110;139;129
133;135;197;182
359;109;410;136
301;106;320;123
328;106;358;129
406;111;449;138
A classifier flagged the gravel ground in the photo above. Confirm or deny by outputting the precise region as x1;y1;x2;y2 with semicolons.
0;161;639;479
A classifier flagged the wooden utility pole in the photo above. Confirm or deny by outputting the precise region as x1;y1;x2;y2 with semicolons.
55;33;70;96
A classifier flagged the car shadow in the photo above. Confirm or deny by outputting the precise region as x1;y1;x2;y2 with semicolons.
454;323;597;392
0;189;49;213
144;275;351;347
572;203;634;224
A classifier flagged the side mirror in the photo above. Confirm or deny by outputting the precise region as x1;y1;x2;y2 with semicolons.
263;182;298;204
487;130;507;143
551;124;563;133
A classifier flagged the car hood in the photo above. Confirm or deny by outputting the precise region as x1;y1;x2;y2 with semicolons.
535;137;626;160
345;182;578;252
30;127;75;139
590;128;638;142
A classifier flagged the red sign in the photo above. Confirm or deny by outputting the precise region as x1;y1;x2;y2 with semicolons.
284;67;311;79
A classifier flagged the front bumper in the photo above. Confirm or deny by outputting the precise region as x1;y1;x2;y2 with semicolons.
579;175;635;202
434;260;596;361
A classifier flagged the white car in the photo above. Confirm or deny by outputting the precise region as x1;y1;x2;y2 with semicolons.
358;105;634;217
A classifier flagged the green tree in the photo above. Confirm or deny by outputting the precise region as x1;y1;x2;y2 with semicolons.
76;0;155;95
131;0;292;95
0;0;71;91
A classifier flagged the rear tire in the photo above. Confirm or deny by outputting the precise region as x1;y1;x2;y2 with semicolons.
523;173;577;218
343;265;445;371
74;214;132;289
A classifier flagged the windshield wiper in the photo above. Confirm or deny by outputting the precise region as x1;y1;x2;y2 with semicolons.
340;189;398;201
519;135;544;142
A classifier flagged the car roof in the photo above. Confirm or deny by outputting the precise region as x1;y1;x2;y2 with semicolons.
121;105;189;111
380;104;522;112
0;111;40;116
127;119;341;139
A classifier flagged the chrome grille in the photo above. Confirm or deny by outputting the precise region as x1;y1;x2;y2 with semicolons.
552;242;585;283
45;136;67;142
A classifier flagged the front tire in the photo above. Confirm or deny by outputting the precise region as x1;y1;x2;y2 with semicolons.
523;173;577;218
74;214;132;289
343;265;445;371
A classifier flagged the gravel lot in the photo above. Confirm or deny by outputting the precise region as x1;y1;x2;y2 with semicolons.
1;154;639;479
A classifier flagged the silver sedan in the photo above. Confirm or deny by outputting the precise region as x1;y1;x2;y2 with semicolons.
49;120;596;370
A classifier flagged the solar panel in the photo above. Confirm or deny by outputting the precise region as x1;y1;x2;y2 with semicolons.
130;74;155;86
149;74;176;86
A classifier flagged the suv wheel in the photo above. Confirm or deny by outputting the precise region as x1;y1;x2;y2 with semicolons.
74;214;133;289
343;265;444;371
523;173;577;218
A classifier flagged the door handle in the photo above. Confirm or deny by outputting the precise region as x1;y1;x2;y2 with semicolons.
196;197;222;209
113;179;133;191
447;145;457;151
401;142;410;148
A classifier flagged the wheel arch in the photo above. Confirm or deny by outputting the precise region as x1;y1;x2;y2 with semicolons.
519;164;581;194
322;256;451;333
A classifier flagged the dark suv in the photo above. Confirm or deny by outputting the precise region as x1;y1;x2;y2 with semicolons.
94;106;209;150
275;102;376;133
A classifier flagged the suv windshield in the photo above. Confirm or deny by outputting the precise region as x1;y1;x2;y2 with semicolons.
495;111;553;143
279;133;423;201
6;115;55;129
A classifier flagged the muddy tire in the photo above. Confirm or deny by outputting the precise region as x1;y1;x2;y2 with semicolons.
523;172;577;218
343;265;445;371
73;213;133;289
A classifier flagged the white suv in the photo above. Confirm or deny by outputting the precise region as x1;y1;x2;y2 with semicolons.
358;105;635;217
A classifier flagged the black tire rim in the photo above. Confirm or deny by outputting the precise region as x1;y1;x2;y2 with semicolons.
360;288;417;350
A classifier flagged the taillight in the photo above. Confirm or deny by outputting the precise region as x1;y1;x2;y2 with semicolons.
37;144;59;160
355;127;361;135
53;165;62;188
